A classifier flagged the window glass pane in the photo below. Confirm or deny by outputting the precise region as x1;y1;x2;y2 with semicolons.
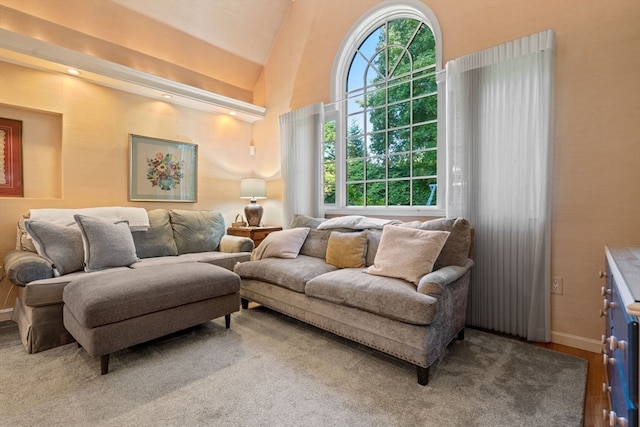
366;87;386;109
413;74;437;97
347;114;365;136
389;180;411;205
359;27;382;58
366;57;384;86
324;172;335;204
388;127;410;152
388;153;410;178
412;95;437;124
366;181;386;206
366;156;386;180
367;106;386;134
347;53;368;92
412;123;437;150
388;80;410;103
347;183;364;206
388;18;420;48
388;101;410;128
347;159;364;181
387;46;405;77
412;178;437;206
408;24;436;69
412;150;437;177
366;132;386;156
347;133;364;158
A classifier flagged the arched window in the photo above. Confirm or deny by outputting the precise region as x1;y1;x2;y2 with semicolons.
325;1;443;215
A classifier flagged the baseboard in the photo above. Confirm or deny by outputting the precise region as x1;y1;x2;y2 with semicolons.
551;330;601;353
0;308;13;322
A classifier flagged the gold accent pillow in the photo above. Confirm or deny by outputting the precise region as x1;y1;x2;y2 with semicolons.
366;226;450;285
326;231;368;268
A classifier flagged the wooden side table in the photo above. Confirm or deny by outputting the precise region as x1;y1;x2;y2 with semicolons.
226;226;282;248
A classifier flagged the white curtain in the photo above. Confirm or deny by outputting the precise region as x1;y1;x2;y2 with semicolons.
446;30;555;341
279;103;325;228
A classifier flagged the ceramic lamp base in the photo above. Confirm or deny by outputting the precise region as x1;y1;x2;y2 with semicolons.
245;200;264;227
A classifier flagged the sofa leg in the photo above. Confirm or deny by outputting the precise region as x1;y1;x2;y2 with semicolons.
101;354;110;375
417;366;429;386
225;314;231;329
457;328;465;341
241;298;249;309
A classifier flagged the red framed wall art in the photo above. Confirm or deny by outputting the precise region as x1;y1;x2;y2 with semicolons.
0;118;23;197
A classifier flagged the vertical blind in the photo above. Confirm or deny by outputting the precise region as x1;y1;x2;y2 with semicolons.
445;30;555;341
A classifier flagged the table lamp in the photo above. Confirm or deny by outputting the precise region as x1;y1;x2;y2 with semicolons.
240;178;267;226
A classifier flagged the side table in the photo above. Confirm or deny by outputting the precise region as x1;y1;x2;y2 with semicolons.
227;226;282;248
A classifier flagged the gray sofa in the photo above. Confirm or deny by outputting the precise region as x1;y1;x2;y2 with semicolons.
4;208;254;354
234;215;473;385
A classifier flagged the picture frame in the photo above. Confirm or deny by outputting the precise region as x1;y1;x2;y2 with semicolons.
129;134;197;202
0;117;23;197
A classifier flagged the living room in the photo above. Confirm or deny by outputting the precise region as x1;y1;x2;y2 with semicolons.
0;0;638;425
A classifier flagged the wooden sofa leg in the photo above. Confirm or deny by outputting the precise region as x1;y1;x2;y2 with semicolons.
417;366;429;386
241;298;249;309
225;314;231;329
101;354;110;375
457;328;465;341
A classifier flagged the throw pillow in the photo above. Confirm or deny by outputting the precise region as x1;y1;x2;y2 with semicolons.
325;231;368;268
24;220;85;276
290;214;326;229
420;217;471;269
251;227;310;261
74;214;139;272
316;215;364;230
131;209;178;258
366;225;450;285
169;209;226;254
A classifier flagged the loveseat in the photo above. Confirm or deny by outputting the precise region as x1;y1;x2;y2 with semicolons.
234;215;473;385
4;208;254;354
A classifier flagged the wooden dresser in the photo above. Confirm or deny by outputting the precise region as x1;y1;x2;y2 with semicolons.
602;246;640;427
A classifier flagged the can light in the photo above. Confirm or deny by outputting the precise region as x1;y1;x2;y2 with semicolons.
66;68;80;75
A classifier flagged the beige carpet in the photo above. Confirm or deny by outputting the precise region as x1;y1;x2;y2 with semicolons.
0;307;586;426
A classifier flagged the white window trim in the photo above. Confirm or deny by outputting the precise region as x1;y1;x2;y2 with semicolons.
327;0;446;217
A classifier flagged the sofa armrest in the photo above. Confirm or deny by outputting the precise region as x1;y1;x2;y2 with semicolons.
3;249;54;286
417;258;474;296
219;235;255;253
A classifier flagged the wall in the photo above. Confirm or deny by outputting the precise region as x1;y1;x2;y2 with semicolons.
254;0;640;350
0;61;264;311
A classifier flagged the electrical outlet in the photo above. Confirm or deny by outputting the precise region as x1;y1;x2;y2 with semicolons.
551;277;563;295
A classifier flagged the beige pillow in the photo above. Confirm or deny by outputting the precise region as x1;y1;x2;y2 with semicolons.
251;227;310;260
366;225;450;285
326;231;367;268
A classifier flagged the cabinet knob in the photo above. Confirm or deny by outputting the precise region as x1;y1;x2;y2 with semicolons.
601;286;612;296
602;382;612;393
610;336;627;351
603;354;617;365
602;299;616;314
599;270;607;278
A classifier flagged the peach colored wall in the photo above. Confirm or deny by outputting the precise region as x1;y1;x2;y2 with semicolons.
0;61;264;311
255;0;640;350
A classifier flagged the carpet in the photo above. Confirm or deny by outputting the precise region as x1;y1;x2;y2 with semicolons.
0;307;586;426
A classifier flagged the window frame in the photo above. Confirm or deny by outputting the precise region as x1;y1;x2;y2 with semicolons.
326;0;445;217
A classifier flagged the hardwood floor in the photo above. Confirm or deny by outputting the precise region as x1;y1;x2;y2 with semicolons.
537;341;607;427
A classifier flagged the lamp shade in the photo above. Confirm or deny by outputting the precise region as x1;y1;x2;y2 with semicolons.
240;178;267;200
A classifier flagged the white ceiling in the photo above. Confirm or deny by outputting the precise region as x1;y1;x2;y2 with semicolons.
110;0;292;65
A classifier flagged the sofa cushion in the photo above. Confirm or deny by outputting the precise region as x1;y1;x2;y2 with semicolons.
131;209;178;258
420;218;471;269
305;268;439;325
169;209;225;254
326;231;367;268
366;225;450;285
234;255;337;293
251;227;310;261
299;229;332;259
24;220;85;276
290;214;326;229
74;215;140;272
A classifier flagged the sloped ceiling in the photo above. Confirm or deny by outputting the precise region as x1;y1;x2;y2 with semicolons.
0;0;292;109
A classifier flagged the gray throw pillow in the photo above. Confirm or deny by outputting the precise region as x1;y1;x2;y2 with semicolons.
169;209;225;254
131;209;178;258
24;220;84;276
74;214;139;272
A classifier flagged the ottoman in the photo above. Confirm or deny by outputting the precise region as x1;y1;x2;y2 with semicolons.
63;262;240;374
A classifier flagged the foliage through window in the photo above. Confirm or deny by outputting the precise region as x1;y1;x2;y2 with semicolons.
325;16;440;209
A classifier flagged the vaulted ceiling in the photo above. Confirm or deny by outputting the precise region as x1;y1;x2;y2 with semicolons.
0;0;294;114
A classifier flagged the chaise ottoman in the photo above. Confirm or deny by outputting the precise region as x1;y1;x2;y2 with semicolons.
63;262;240;374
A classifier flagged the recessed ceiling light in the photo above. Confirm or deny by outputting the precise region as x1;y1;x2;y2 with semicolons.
66;68;80;75
229;111;237;116
162;94;172;99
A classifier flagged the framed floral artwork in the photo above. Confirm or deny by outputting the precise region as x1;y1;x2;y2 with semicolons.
0;117;23;197
129;134;197;202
